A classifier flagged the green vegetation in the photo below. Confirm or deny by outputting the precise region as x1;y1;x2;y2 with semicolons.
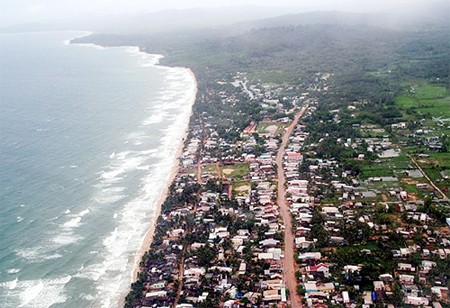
395;83;450;118
247;70;300;85
221;163;250;180
426;152;450;168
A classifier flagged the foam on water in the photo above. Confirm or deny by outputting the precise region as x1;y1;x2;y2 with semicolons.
8;276;72;308
62;209;89;229
125;46;164;67
52;233;81;246
142;110;167;125
0;31;196;308
15;247;63;263
6;269;21;274
86;67;196;307
0;278;19;290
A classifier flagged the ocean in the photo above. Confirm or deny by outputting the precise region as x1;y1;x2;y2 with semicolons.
0;31;196;307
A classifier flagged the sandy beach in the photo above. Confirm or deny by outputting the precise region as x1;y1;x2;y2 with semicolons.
131;67;197;281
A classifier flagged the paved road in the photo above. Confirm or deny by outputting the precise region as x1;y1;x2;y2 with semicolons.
276;107;307;307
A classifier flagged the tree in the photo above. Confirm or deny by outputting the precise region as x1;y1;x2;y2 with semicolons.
197;246;216;267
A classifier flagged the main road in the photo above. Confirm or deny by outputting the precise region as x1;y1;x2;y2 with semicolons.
276;106;307;307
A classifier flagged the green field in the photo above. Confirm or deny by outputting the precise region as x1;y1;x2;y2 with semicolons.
221;163;250;180
395;84;450;118
247;70;299;85
360;165;394;178
425;153;450;169
358;152;411;179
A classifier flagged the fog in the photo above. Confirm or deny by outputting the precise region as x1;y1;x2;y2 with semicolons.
1;0;448;31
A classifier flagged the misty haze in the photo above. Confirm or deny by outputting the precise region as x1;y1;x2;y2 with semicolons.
0;1;449;308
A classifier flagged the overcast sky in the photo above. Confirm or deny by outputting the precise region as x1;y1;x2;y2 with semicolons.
0;0;435;27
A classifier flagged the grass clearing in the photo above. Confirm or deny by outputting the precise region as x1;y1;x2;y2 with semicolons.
232;181;251;196
257;122;286;135
221;163;250;180
426;153;450;169
247;70;299;85
183;167;198;176
414;84;447;100
395;83;450;118
202;164;218;176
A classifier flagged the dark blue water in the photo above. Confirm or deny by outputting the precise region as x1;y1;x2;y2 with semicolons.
0;31;196;307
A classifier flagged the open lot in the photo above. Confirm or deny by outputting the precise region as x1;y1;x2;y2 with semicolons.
221;163;250;180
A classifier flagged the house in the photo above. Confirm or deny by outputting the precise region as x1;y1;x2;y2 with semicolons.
322;207;340;216
198;292;209;302
342;291;350;304
260;238;280;248
379;273;394;282
149;281;166;290
373;281;385;291
287;152;303;163
431;286;449;301
258;252;274;260
398;263;416;272
307;263;330;278
238;262;247;275
223;300;237;308
316;282;335;293
145;290;167;298
404;296;429;306
262;289;281;302
344;265;361;273
298;252;322;261
400;247;412;257
261;279;283;290
399;274;415;285
184;267;206;277
295;237;314;249
363;291;373;305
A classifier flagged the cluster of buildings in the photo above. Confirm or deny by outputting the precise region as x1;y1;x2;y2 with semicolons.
131;71;449;308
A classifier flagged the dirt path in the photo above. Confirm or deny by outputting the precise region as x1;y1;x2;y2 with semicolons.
408;154;447;200
276;107;307;307
215;162;222;179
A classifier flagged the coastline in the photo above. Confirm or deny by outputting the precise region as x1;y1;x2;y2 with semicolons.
70;34;198;307
132;67;197;283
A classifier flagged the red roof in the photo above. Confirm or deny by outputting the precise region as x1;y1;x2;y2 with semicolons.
287;152;302;157
309;263;329;272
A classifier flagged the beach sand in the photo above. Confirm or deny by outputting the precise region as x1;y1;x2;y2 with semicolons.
131;67;197;281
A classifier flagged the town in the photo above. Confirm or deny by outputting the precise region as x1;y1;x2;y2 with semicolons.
125;64;450;308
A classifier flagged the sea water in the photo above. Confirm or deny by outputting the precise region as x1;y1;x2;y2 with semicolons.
0;31;196;307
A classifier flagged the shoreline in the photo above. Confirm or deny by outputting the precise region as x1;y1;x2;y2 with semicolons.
132;67;197;278
69;33;198;307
